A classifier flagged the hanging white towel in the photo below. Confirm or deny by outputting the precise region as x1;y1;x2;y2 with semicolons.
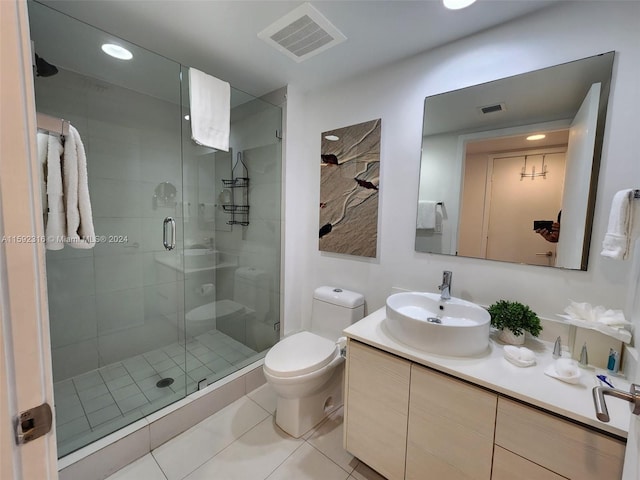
417;200;437;229
189;68;230;151
63;125;96;249
43;133;66;250
601;189;633;260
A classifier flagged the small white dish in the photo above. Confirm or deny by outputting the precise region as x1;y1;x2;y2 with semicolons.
544;363;581;384
503;345;536;368
505;355;536;368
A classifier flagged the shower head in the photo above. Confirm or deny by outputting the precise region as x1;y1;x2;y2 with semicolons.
35;54;58;77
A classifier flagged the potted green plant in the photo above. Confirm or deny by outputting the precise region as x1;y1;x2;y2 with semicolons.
487;300;542;345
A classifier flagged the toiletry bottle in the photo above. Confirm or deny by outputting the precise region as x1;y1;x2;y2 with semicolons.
607;349;619;373
612;351;620;374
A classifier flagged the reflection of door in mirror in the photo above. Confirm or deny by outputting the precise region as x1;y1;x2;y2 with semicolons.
485;151;565;266
556;83;601;269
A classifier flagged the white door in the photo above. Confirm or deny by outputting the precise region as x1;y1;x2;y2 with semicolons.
1;1;58;479
556;83;601;269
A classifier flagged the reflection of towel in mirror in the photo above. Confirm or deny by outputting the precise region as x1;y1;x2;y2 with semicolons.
601;189;633;260
417;200;436;229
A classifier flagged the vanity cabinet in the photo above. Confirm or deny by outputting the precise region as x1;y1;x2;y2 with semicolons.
406;364;497;480
344;340;411;480
492;446;564;480
344;340;626;480
495;397;625;480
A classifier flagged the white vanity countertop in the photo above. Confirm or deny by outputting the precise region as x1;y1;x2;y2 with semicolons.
344;307;631;439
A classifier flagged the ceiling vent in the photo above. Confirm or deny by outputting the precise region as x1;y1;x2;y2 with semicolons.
477;103;507;115
258;3;346;63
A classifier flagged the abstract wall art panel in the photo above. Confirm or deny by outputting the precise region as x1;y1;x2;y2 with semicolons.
319;118;381;258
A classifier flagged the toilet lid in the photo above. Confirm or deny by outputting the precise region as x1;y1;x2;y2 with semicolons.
264;332;337;378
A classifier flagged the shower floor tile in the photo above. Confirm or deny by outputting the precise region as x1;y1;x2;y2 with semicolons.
54;328;259;458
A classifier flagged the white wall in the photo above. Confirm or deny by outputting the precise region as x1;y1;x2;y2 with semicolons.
283;1;640;338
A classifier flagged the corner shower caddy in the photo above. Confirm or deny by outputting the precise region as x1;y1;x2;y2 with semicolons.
222;152;250;226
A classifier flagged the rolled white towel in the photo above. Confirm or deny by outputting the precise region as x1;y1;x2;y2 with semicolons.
503;346;536;367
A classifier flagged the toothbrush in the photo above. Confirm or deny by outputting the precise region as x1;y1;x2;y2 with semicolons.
596;374;615;388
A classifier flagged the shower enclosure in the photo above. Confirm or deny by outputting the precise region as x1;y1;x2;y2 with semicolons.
28;1;282;457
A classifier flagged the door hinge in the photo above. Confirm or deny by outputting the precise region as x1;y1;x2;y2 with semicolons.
15;403;52;445
274;322;281;332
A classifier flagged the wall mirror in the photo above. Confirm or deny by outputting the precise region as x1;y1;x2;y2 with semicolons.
415;52;614;270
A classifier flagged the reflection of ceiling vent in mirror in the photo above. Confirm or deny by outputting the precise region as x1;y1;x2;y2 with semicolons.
258;3;346;63
478;103;507;115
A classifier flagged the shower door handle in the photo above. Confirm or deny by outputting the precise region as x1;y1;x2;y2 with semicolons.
163;217;176;251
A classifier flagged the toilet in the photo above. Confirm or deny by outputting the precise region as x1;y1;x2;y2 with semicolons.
263;286;365;438
185;267;271;343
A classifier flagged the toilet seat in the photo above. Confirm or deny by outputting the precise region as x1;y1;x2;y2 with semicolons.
264;332;337;378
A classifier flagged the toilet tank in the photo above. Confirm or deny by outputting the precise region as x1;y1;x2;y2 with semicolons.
233;267;270;323
311;286;365;339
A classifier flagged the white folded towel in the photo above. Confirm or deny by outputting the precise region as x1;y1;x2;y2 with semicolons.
601;189;633;260
189;68;230;151
43;133;66;250
416;200;437;229
63;125;95;249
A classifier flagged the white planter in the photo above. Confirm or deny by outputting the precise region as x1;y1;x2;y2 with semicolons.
499;328;525;345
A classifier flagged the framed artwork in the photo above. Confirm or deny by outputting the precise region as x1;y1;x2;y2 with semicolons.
319;118;381;258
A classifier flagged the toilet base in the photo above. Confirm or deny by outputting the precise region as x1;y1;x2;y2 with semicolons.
274;368;344;438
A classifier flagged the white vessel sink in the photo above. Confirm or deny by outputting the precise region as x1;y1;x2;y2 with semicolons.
384;292;490;356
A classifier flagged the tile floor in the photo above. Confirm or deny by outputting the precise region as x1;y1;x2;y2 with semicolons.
104;384;386;480
54;329;261;457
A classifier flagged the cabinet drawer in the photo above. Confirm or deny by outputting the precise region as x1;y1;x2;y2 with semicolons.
495;397;625;479
492;446;566;480
406;364;497;480
345;341;411;480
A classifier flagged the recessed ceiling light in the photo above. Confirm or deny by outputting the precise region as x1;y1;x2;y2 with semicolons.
325;135;339;141
101;43;133;60
443;0;477;10
526;134;546;141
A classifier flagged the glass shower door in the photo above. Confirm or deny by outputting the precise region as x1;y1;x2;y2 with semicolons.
180;66;282;389
29;1;188;457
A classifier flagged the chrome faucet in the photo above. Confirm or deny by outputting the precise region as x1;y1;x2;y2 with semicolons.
438;270;452;301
